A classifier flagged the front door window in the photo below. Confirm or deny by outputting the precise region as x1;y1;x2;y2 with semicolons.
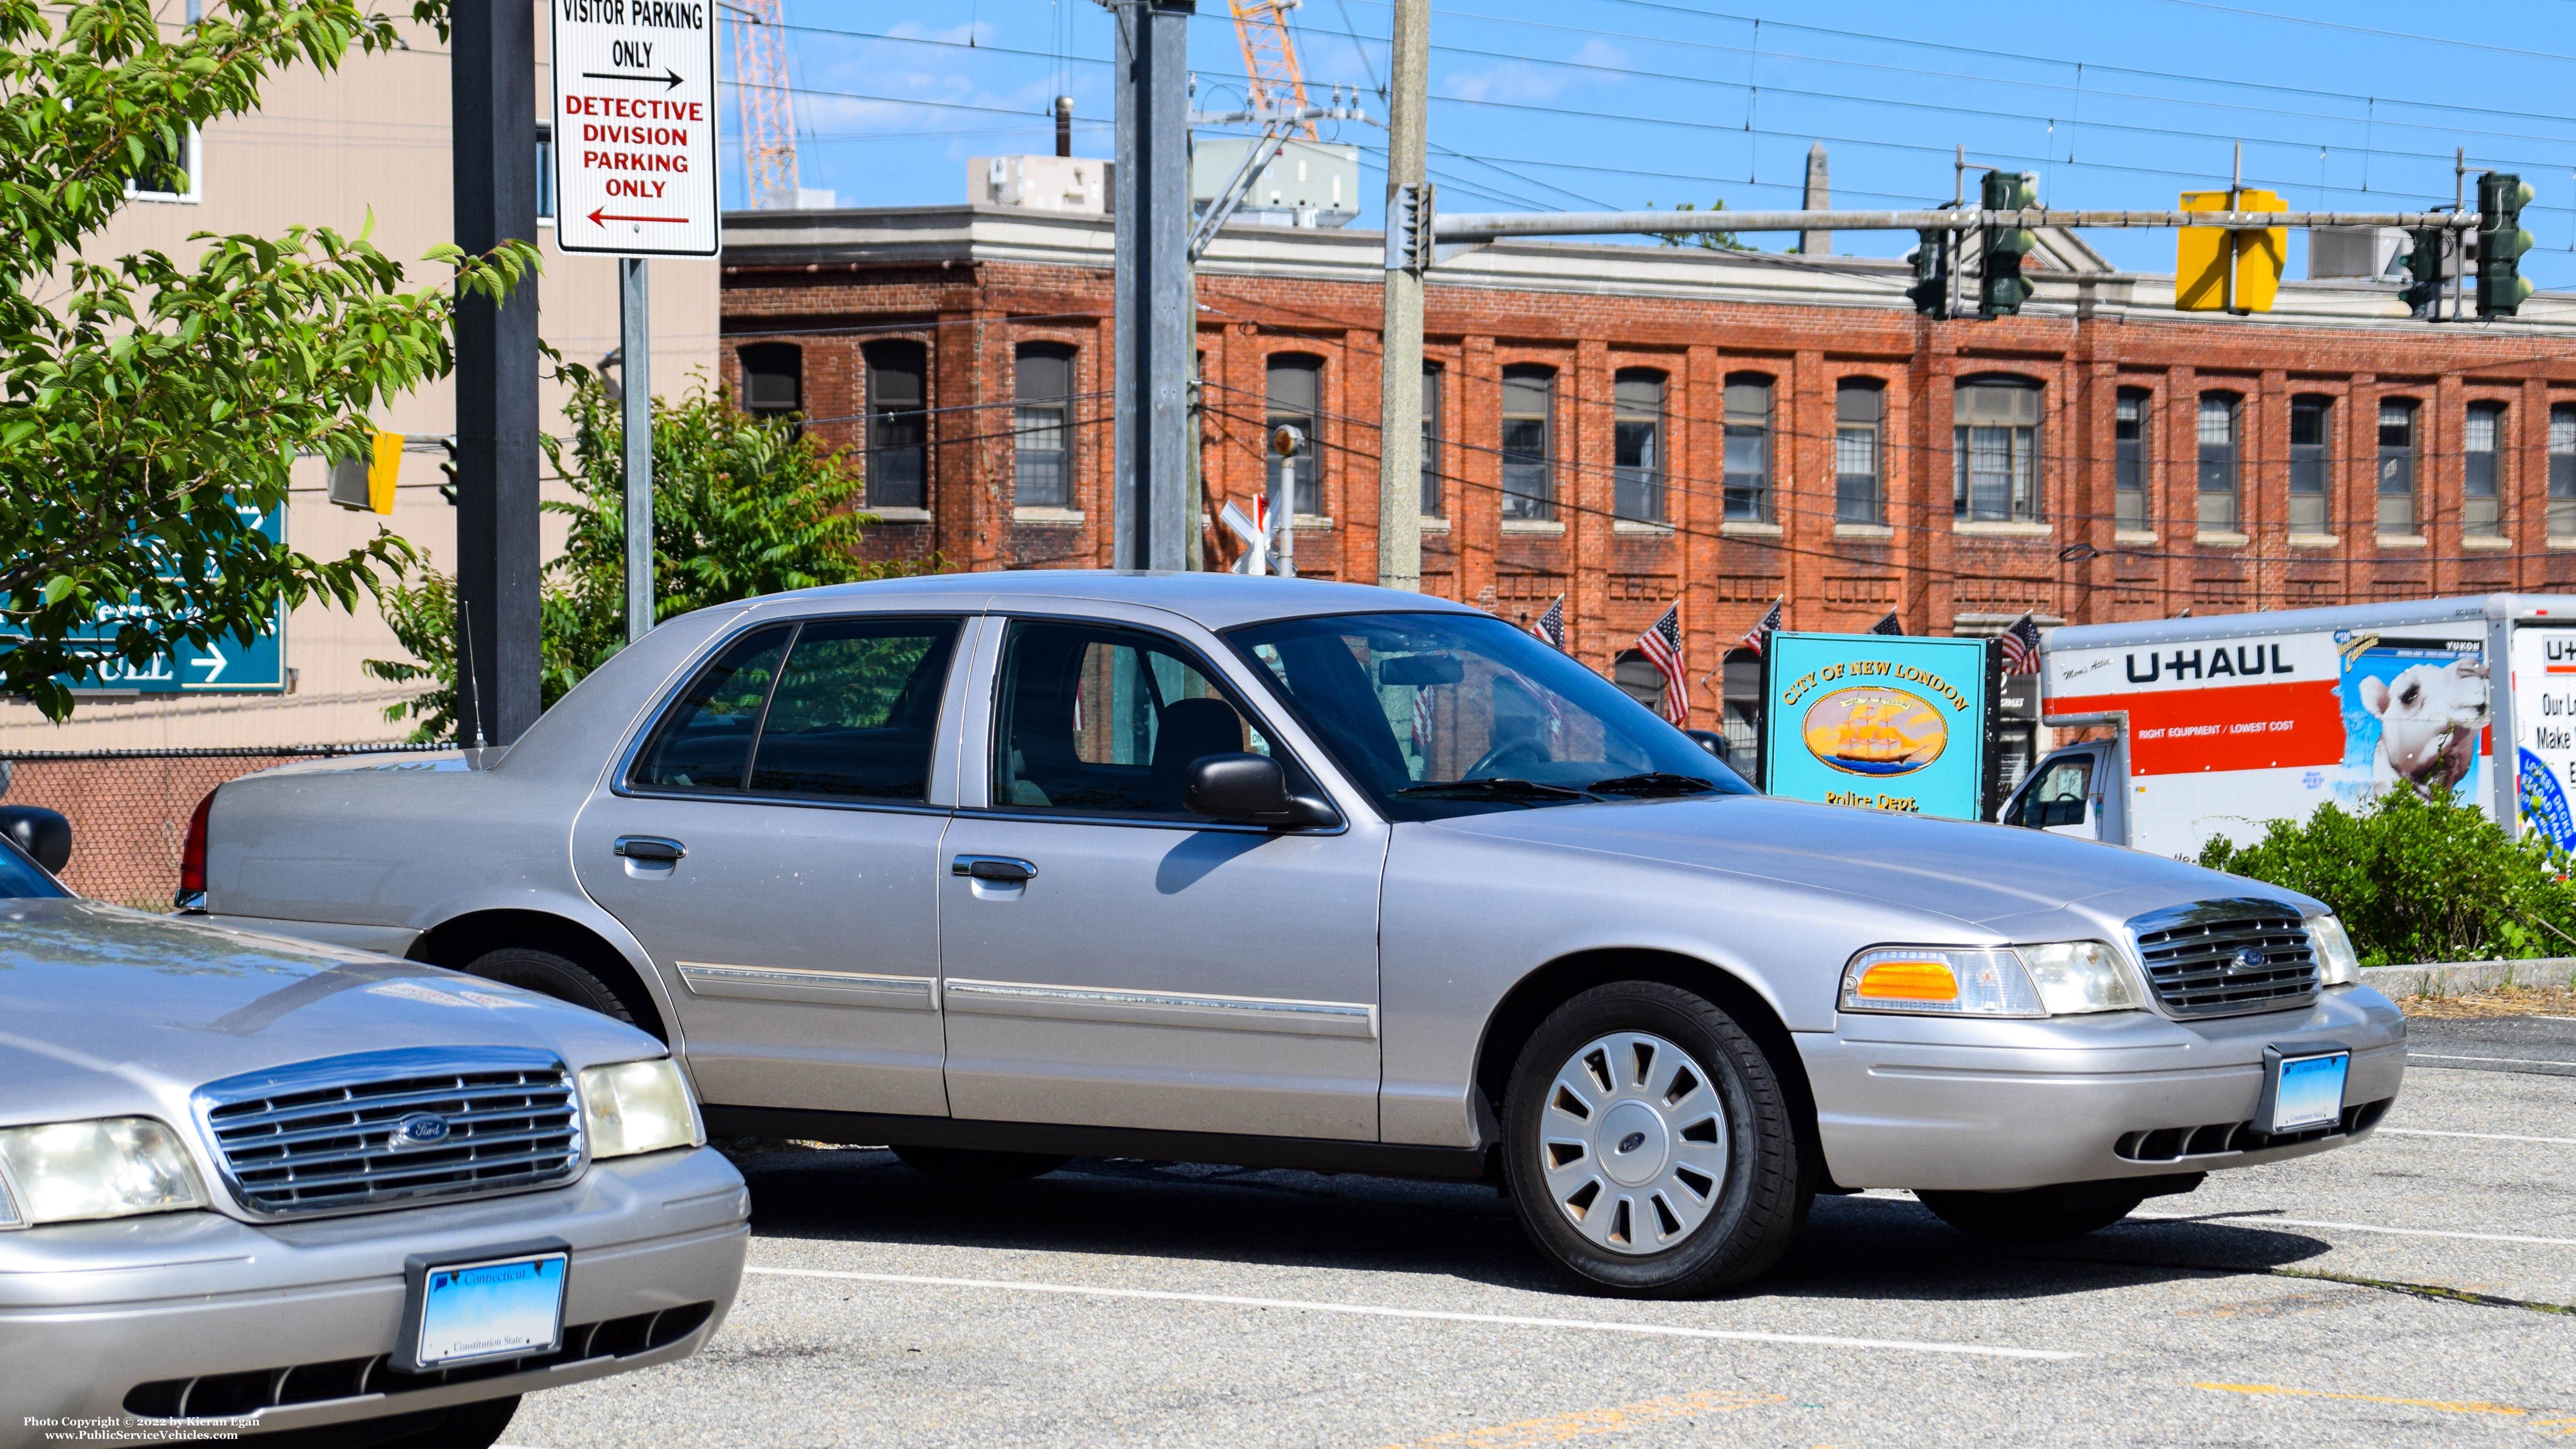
2018;755;2093;828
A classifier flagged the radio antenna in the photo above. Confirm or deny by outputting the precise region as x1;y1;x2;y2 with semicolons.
458;596;488;750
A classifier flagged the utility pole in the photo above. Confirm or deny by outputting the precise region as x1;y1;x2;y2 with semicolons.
449;0;541;745
620;259;653;646
1109;0;1195;571
1375;0;1428;591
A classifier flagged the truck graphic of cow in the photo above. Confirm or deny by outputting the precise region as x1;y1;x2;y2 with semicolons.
2358;657;2490;799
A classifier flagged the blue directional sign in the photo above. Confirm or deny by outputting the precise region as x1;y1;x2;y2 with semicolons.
52;501;289;693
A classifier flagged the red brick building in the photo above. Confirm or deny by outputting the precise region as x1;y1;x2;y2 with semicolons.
717;203;2576;763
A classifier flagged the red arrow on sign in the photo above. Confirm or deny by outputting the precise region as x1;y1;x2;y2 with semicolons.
589;207;689;226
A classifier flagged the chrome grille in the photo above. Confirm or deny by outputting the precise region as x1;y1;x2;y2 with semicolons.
2127;899;2320;1018
194;1048;582;1218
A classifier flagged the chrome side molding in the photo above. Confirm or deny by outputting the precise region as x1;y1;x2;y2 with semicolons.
676;962;938;1010
942;978;1377;1039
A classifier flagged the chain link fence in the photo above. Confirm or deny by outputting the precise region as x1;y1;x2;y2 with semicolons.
0;745;445;910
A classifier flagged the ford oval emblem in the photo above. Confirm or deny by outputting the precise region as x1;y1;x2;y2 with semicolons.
389;1112;452;1149
2230;947;2266;975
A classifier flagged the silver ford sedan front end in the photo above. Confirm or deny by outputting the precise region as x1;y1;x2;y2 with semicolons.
0;847;748;1448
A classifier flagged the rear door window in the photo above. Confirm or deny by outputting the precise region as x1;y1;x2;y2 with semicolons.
629;617;962;803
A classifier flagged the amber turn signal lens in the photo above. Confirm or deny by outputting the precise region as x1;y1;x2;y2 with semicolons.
1854;959;1959;1001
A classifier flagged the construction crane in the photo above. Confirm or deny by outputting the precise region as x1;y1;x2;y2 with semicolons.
1228;0;1316;139
728;0;802;209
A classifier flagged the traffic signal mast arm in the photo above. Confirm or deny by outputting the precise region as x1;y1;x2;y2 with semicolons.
1431;207;2480;244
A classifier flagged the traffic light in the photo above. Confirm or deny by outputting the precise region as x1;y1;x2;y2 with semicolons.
436;434;460;506
2401;228;2446;318
1979;170;2038;317
1905;227;1951;318
2477;171;2536;318
325;430;401;515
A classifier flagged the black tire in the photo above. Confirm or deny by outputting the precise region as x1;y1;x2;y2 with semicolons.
250;1395;519;1449
1500;981;1811;1298
1916;1187;2145;1243
891;1144;1072;1182
464;946;636;1026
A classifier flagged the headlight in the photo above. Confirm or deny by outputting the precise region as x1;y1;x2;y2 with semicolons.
2016;940;2143;1015
580;1058;704;1159
2308;914;2362;987
1841;947;2044;1018
0;1118;208;1228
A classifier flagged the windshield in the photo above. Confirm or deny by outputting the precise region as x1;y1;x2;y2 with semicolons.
0;833;68;899
1227;611;1757;820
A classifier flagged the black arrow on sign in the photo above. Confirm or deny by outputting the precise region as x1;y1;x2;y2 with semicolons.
583;66;684;91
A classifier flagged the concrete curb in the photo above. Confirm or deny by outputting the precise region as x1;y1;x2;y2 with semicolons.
2359;956;2576;999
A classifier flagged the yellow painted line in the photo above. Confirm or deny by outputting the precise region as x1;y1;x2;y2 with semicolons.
1370;1389;1784;1449
742;1266;2081;1359
2198;1381;2539;1418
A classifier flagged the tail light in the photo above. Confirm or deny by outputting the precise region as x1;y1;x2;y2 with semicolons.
176;788;216;910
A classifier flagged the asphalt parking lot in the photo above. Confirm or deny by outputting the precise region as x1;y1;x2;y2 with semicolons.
507;1017;2576;1449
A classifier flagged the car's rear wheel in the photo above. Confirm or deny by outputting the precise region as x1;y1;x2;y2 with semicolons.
1501;981;1810;1297
1917;1187;2145;1242
891;1144;1072;1182
465;946;636;1026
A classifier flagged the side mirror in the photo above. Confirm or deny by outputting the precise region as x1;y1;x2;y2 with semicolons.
1183;753;1340;830
1680;728;1730;761
0;806;72;874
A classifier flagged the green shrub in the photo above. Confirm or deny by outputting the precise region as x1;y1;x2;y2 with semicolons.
2196;793;2576;967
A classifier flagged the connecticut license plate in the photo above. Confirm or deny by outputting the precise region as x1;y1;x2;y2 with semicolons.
414;1251;568;1366
2267;1050;2350;1133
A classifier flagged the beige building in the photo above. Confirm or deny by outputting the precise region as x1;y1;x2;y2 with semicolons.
0;9;718;752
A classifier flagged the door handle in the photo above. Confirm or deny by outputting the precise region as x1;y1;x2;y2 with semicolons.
952;855;1036;883
615;835;687;862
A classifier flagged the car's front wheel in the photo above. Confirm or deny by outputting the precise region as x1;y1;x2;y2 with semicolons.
465;945;636;1026
1501;982;1810;1297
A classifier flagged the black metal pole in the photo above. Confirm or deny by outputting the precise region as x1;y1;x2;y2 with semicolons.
450;0;543;744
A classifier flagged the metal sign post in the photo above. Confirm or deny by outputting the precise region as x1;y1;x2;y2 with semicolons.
549;0;720;644
1269;424;1303;577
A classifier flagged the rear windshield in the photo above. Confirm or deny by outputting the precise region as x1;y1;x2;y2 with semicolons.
0;835;68;899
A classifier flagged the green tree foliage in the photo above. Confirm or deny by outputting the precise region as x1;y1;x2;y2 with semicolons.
1645;200;1747;252
0;0;532;718
367;366;925;740
2197;794;2576;966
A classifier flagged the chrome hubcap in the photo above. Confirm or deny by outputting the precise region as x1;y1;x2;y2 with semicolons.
1540;1031;1727;1256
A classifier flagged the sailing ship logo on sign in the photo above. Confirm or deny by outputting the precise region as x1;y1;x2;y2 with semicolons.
1802;686;1948;777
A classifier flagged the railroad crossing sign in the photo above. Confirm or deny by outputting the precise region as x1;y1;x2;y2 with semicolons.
549;0;721;257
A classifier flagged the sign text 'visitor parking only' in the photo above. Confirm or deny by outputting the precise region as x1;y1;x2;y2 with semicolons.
549;0;720;258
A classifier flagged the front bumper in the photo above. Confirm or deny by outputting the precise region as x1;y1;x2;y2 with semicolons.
0;1144;748;1446
1797;985;2407;1192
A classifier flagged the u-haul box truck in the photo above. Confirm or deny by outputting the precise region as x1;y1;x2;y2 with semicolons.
2003;594;2576;859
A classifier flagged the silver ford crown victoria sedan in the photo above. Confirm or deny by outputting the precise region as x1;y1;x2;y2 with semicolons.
194;573;2405;1298
0;822;747;1446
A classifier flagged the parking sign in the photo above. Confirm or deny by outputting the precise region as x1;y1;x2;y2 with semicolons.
549;0;721;258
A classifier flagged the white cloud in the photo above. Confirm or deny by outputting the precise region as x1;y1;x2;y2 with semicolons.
1443;39;1625;106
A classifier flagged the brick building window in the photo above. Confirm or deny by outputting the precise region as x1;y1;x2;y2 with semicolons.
2465;401;2504;538
1835;379;1884;525
739;342;803;423
2289;395;2332;535
1013;343;1076;509
2552;405;2576;539
2197;393;2242;534
1267;354;1325;516
1954;376;2042;523
1421;363;1444;517
1501;364;1556;521
1723;375;1773;522
862;340;927;510
2114;389;2150;532
2377;399;2419;536
1721;648;1763;781
1615;369;1666;524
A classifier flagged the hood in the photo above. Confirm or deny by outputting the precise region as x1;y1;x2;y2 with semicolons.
1426;794;2292;929
0;899;666;1127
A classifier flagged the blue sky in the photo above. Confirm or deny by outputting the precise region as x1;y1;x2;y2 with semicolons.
734;0;2576;289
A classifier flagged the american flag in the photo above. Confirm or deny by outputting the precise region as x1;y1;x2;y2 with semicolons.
1737;597;1783;655
1528;594;1566;651
1410;685;1435;754
1869;609;1904;637
1999;612;2043;674
1638;601;1689;727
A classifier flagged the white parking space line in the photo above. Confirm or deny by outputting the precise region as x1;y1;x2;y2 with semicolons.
740;1266;2082;1360
2136;1213;2576;1247
2411;1052;2576;1068
2379;1127;2576;1146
